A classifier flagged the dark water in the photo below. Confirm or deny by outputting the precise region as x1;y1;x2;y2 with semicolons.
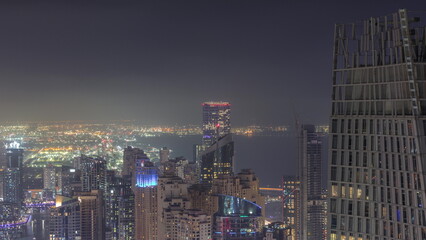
139;135;300;187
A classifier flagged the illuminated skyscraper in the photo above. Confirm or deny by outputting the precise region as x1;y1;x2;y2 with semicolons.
134;159;158;240
328;9;426;239
3;144;24;206
118;178;135;240
50;191;105;240
105;171;121;240
2;168;22;206
5;144;23;169
201;134;234;185
76;190;105;240
298;124;325;240
202;101;231;147
80;155;107;193
157;175;191;240
122;146;147;178
49;196;80;240
282;176;300;240
43;164;56;192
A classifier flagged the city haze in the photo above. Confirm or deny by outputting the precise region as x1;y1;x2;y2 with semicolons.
0;0;423;125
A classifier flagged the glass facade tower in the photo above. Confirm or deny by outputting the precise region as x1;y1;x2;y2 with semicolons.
202;102;231;148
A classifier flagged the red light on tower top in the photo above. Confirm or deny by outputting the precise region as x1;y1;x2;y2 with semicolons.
216;123;220;128
202;101;231;107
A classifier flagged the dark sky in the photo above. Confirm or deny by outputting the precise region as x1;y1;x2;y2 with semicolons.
0;0;424;125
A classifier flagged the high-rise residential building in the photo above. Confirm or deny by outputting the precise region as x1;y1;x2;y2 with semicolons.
43;164;56;192
105;171;121;240
212;169;264;208
118;177;135;240
174;209;211;239
49;196;81;240
57;166;77;197
22;167;44;190
80;155;107;193
282;176;300;240
50;191;104;240
76;190;105;240
160;156;196;182
201;134;234;185
73;156;82;170
193;144;203;163
328;9;426;239
188;184;215;215
5;143;23;169
3;144;24;206
134;160;158;240
159;147;170;163
298;124;325;240
2;168;22;206
260;188;284;223
202;101;231;148
157;175;191;240
189;169;265;230
122;146;147;178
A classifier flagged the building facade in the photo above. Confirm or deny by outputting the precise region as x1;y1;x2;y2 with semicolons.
77;190;105;240
175;209;211;239
80;155;107;193
49;197;81;240
202;101;231;148
118;177;135;240
134;160;158;240
43;164;57;193
282;176;300;240
328;9;426;239
298;124;325;240
157;175;191;240
201;134;234;185
123;146;148;178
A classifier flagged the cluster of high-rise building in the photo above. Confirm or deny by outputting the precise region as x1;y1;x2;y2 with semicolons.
0;101;272;239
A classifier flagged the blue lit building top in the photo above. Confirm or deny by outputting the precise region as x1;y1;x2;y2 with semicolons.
135;160;158;188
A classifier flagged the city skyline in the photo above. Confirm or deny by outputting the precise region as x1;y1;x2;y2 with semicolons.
0;1;423;126
0;2;426;240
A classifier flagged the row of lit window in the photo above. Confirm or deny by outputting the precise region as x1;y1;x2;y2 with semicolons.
331;150;419;172
331;167;423;191
330;198;424;225
331;182;424;207
330;215;426;239
331;134;417;155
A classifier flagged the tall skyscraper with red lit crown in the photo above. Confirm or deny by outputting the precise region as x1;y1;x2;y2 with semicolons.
202;101;231;147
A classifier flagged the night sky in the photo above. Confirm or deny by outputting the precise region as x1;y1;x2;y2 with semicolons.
0;0;424;125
